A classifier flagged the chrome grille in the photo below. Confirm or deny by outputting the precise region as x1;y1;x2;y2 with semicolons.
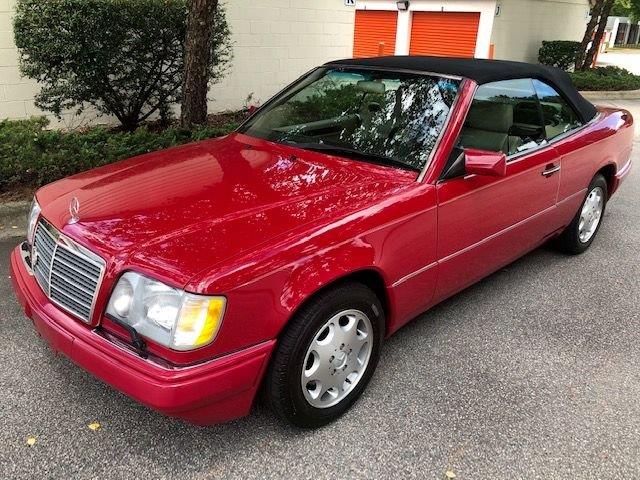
31;219;105;323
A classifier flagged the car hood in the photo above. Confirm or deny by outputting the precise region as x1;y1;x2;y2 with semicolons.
37;133;416;288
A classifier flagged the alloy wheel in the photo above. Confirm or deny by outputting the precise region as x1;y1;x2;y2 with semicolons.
300;309;373;408
578;186;604;243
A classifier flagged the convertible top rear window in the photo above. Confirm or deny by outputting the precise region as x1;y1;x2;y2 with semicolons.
238;67;461;172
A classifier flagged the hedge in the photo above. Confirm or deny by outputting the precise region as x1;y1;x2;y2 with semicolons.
0;117;238;195
570;66;640;91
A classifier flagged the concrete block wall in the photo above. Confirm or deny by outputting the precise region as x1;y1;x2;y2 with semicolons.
491;0;589;63
210;0;355;111
0;0;356;125
0;0;33;121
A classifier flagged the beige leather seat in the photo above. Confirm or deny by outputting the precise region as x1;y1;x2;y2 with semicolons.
459;101;520;154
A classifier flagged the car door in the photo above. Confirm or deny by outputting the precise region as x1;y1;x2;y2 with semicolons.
530;79;591;224
433;79;561;301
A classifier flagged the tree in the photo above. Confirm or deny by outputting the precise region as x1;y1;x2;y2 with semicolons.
575;0;615;70
14;0;231;131
181;0;218;127
583;0;615;68
612;0;640;21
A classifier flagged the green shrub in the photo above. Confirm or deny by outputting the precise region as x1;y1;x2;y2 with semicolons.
0;117;238;194
538;40;582;71
570;66;640;91
13;0;232;131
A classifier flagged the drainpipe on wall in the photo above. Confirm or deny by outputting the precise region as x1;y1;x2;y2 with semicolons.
610;17;620;48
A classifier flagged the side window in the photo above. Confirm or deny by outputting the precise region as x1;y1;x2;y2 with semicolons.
532;79;582;140
457;79;545;157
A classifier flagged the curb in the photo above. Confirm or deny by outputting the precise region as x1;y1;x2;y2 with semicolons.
0;200;29;240
580;89;640;100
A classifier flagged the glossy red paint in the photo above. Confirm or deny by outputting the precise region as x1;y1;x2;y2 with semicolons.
11;248;274;424
10;76;634;425
464;148;507;177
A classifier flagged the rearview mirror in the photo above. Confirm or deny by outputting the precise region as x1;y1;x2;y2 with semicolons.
356;80;386;95
464;148;507;177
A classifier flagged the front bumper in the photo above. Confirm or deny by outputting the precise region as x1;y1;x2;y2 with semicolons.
10;244;275;425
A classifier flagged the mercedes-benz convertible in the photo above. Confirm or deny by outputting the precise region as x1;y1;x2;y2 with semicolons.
11;56;634;428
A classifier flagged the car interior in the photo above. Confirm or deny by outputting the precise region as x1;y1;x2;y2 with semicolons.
458;101;522;155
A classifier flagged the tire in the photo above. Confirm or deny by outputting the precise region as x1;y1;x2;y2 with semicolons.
264;282;384;428
555;174;608;255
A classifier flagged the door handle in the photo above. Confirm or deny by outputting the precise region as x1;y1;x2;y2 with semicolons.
542;164;561;177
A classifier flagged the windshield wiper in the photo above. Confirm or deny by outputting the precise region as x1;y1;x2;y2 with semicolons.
281;141;420;173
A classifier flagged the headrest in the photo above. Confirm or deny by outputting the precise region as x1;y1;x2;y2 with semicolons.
465;101;513;133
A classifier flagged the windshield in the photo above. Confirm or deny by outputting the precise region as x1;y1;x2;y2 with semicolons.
238;67;461;172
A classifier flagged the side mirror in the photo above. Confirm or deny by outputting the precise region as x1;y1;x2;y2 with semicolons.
464;148;507;177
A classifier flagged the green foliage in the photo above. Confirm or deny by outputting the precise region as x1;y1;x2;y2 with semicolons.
13;0;232;130
569;66;640;91
0;117;238;194
612;0;640;21
287;84;370;124
538;41;582;71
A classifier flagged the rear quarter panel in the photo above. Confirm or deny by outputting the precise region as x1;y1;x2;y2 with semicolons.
556;108;634;201
552;108;634;228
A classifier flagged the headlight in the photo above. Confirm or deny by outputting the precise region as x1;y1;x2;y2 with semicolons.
106;272;226;351
27;198;41;244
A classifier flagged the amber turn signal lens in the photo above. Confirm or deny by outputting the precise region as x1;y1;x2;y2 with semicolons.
173;296;226;349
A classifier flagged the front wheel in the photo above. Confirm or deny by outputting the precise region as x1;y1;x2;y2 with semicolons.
555;174;607;255
264;283;384;428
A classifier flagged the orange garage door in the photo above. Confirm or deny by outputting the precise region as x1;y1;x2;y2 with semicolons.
353;10;398;58
410;12;480;58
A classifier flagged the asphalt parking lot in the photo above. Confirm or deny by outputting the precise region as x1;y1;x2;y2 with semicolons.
1;113;639;480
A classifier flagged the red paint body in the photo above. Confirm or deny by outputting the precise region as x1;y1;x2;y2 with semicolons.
10;78;634;425
464;148;507;177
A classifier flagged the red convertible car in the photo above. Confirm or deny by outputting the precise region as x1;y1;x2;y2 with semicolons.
11;57;634;428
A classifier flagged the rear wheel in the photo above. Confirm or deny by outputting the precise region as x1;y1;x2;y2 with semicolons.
264;283;384;428
555;174;607;254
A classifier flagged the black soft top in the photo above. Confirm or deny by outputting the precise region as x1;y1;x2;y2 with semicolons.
326;56;597;123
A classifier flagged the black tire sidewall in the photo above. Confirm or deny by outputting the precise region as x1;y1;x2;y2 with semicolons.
270;284;384;428
571;175;608;253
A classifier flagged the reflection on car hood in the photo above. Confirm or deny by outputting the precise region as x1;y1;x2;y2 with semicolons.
37;133;416;287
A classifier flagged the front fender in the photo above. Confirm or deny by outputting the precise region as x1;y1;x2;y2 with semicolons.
186;183;438;358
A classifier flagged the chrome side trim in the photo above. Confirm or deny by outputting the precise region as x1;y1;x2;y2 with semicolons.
391;261;438;288
439;204;557;265
391;203;561;289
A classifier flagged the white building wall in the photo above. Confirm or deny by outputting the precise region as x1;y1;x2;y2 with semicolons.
0;0;356;123
0;0;594;124
491;0;589;63
209;0;355;111
0;0;44;122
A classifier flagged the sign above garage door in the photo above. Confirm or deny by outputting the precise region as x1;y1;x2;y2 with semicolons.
409;11;480;58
